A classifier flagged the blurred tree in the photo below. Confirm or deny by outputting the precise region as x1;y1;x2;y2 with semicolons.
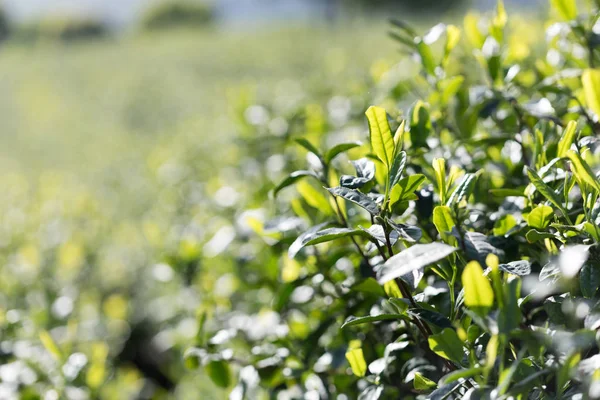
319;0;467;18
141;0;214;31
0;7;11;41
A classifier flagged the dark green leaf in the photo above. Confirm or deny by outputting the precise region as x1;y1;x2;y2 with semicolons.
288;222;334;258
580;263;600;298
387;219;422;243
340;175;371;189
327;186;380;215
351;278;386;296
408;101;432;148
352;158;376;180
295;138;321;157
409;308;452;329
205;359;231;388
341;314;409;329
499;260;531;276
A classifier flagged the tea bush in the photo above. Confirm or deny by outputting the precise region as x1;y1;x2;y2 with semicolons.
191;0;600;398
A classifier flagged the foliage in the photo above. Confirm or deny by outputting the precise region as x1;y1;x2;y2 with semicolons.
190;0;600;398
15;17;109;43
140;0;214;31
0;24;393;399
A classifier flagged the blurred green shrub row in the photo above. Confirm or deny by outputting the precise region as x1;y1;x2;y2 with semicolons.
0;1;215;44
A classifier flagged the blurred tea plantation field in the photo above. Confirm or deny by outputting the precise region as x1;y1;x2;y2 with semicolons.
0;23;399;399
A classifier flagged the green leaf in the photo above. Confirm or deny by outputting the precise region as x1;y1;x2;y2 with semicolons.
342;314;409;329
389;174;426;208
444;25;461;58
527;204;554;229
489;188;525;197
409;308;453;329
288;222;334;258
387;219;422;243
205;359;231;388
273;170;319;197
295;138;321;157
351;278;386;297
493;214;517;236
428;328;464;364
440;76;464;105
377;242;458;284
441;367;484;384
40;331;62;361
389;151;407;188
433;158;447;204
580;263;600;298
297;180;332;213
499;277;521;333
567;150;600;194
327;186;380;215
417;40;436;76
462;261;494;315
324;141;362;163
526;229;556;243
408;101;432;148
499;260;532;276
433;205;455;242
414;372;437;391
582;69;600;117
525;167;570;220
550;0;577;20
447;173;476;206
294;227;369;251
557;120;577;158
345;348;367;377
365;106;395;167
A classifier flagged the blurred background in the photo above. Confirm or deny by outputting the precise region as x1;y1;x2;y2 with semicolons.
0;0;541;399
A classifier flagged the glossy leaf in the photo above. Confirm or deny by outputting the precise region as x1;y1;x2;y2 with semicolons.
327;186;380;215
377;242;457;284
389;151;407;188
342;314;408;329
288;222;334;258
580;263;600;298
387;219;422;243
499;260;532;276
447;173;476;206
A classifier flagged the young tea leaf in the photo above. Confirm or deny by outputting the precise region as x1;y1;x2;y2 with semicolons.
462;261;494;316
557;120;577;158
525;167;570;220
389;174;426;209
414;372;437;391
527;204;554;229
365;106;395;167
345;347;367;377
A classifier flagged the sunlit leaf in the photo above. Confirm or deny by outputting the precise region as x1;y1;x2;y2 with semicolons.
462;261;494;315
365;106;395;167
346;348;367;377
428;328;464;364
377;242;457;284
